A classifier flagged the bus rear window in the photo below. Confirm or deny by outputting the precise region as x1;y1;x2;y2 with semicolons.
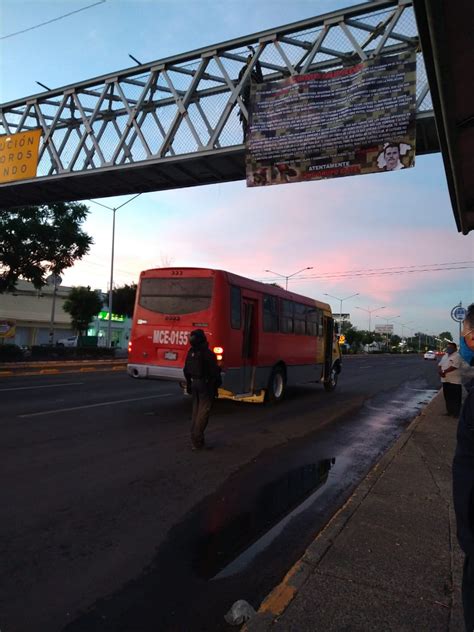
139;278;213;315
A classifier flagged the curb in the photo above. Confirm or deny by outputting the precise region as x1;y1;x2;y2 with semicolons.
243;390;442;631
0;362;127;378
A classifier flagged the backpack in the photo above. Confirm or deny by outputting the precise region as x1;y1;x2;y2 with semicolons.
185;348;205;379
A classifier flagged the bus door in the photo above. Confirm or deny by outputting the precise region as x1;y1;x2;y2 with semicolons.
241;299;257;392
323;316;335;380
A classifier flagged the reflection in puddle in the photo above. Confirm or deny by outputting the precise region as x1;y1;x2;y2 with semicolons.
193;458;335;580
192;387;437;583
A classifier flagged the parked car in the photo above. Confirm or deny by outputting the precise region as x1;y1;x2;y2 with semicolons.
56;336;78;347
20;345;32;358
423;350;437;360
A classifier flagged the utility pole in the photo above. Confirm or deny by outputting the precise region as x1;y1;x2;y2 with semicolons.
265;266;313;291
89;193;141;347
323;292;359;333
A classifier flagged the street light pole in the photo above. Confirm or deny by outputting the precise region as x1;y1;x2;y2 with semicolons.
264;266;313;290
47;273;62;346
375;314;400;351
400;321;413;340
89;193;141;347
107;207;116;348
323;292;359;333
355;305;386;331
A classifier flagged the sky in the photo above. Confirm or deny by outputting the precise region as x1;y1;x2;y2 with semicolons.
1;0;473;340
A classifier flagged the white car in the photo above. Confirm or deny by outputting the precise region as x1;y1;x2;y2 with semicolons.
423;350;437;360
57;336;78;347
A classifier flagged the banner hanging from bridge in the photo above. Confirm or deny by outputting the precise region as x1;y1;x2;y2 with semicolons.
246;51;416;187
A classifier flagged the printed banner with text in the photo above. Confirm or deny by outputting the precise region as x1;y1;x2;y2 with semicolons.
246;51;416;187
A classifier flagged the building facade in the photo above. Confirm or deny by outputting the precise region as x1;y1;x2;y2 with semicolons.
0;280;131;347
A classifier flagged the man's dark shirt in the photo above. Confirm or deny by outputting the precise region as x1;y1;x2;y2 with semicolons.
183;342;221;395
453;388;474;555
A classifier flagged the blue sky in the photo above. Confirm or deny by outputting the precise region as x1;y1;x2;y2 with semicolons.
1;0;473;339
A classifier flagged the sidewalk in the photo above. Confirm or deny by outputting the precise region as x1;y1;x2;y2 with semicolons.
245;392;465;631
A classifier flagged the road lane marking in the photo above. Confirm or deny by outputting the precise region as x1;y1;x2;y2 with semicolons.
0;381;85;393
19;393;174;418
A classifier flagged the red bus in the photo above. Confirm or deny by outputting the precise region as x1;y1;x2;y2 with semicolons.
127;267;341;403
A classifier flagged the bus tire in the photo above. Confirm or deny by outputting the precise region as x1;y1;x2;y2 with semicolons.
266;365;286;404
324;364;338;392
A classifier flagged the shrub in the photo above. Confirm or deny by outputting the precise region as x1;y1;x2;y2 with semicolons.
0;344;24;362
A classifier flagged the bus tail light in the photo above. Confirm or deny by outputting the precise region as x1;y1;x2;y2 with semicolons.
128;341;132;353
213;346;224;361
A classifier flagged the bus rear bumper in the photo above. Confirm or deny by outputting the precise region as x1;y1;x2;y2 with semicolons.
127;363;185;381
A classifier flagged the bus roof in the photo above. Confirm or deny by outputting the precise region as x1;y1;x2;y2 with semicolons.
140;267;332;313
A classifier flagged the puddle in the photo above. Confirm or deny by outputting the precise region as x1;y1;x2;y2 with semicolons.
63;380;439;632
193;385;437;582
193;458;336;580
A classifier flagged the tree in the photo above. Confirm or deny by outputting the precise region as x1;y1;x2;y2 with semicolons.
340;320;354;334
344;326;365;351
63;286;103;336
438;331;453;342
0;203;92;292
112;283;137;318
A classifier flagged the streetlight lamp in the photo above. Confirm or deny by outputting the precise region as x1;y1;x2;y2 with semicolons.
400;321;414;341
264;266;313;291
323;292;359;333
375;314;400;351
89;193;141;347
354;305;385;331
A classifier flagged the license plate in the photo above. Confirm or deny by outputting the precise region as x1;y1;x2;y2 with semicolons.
164;351;177;360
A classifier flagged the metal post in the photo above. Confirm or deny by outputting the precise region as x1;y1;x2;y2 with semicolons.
323;292;359;334
264;267;313;292
48;281;58;345
107;208;116;348
88;193;142;349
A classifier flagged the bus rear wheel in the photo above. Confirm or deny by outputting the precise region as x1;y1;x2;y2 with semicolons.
324;366;338;392
266;366;286;404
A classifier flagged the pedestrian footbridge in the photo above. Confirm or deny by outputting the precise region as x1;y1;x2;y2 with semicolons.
0;0;439;209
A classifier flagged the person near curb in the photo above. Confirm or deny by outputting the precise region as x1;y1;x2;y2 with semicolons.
438;342;462;417
453;303;474;632
183;329;221;451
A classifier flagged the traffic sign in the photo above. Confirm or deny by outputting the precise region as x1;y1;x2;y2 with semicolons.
451;305;466;322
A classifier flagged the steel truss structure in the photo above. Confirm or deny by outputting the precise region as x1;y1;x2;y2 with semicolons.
0;0;437;206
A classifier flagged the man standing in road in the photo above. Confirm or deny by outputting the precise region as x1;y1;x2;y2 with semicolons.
184;329;221;451
453;303;474;632
439;342;463;417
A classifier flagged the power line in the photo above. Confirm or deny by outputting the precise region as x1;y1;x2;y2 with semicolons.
1;1;107;41
259;260;474;283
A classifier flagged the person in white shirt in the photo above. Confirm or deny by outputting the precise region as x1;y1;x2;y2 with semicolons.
438;342;463;416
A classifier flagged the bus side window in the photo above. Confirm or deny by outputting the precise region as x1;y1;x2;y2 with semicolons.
231;286;241;329
263;294;279;332
281;300;294;334
294;303;306;335
318;311;324;337
306;307;322;336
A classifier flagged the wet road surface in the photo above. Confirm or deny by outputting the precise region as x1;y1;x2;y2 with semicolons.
0;355;440;631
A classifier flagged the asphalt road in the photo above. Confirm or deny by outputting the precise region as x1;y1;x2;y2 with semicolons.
0;355;440;632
